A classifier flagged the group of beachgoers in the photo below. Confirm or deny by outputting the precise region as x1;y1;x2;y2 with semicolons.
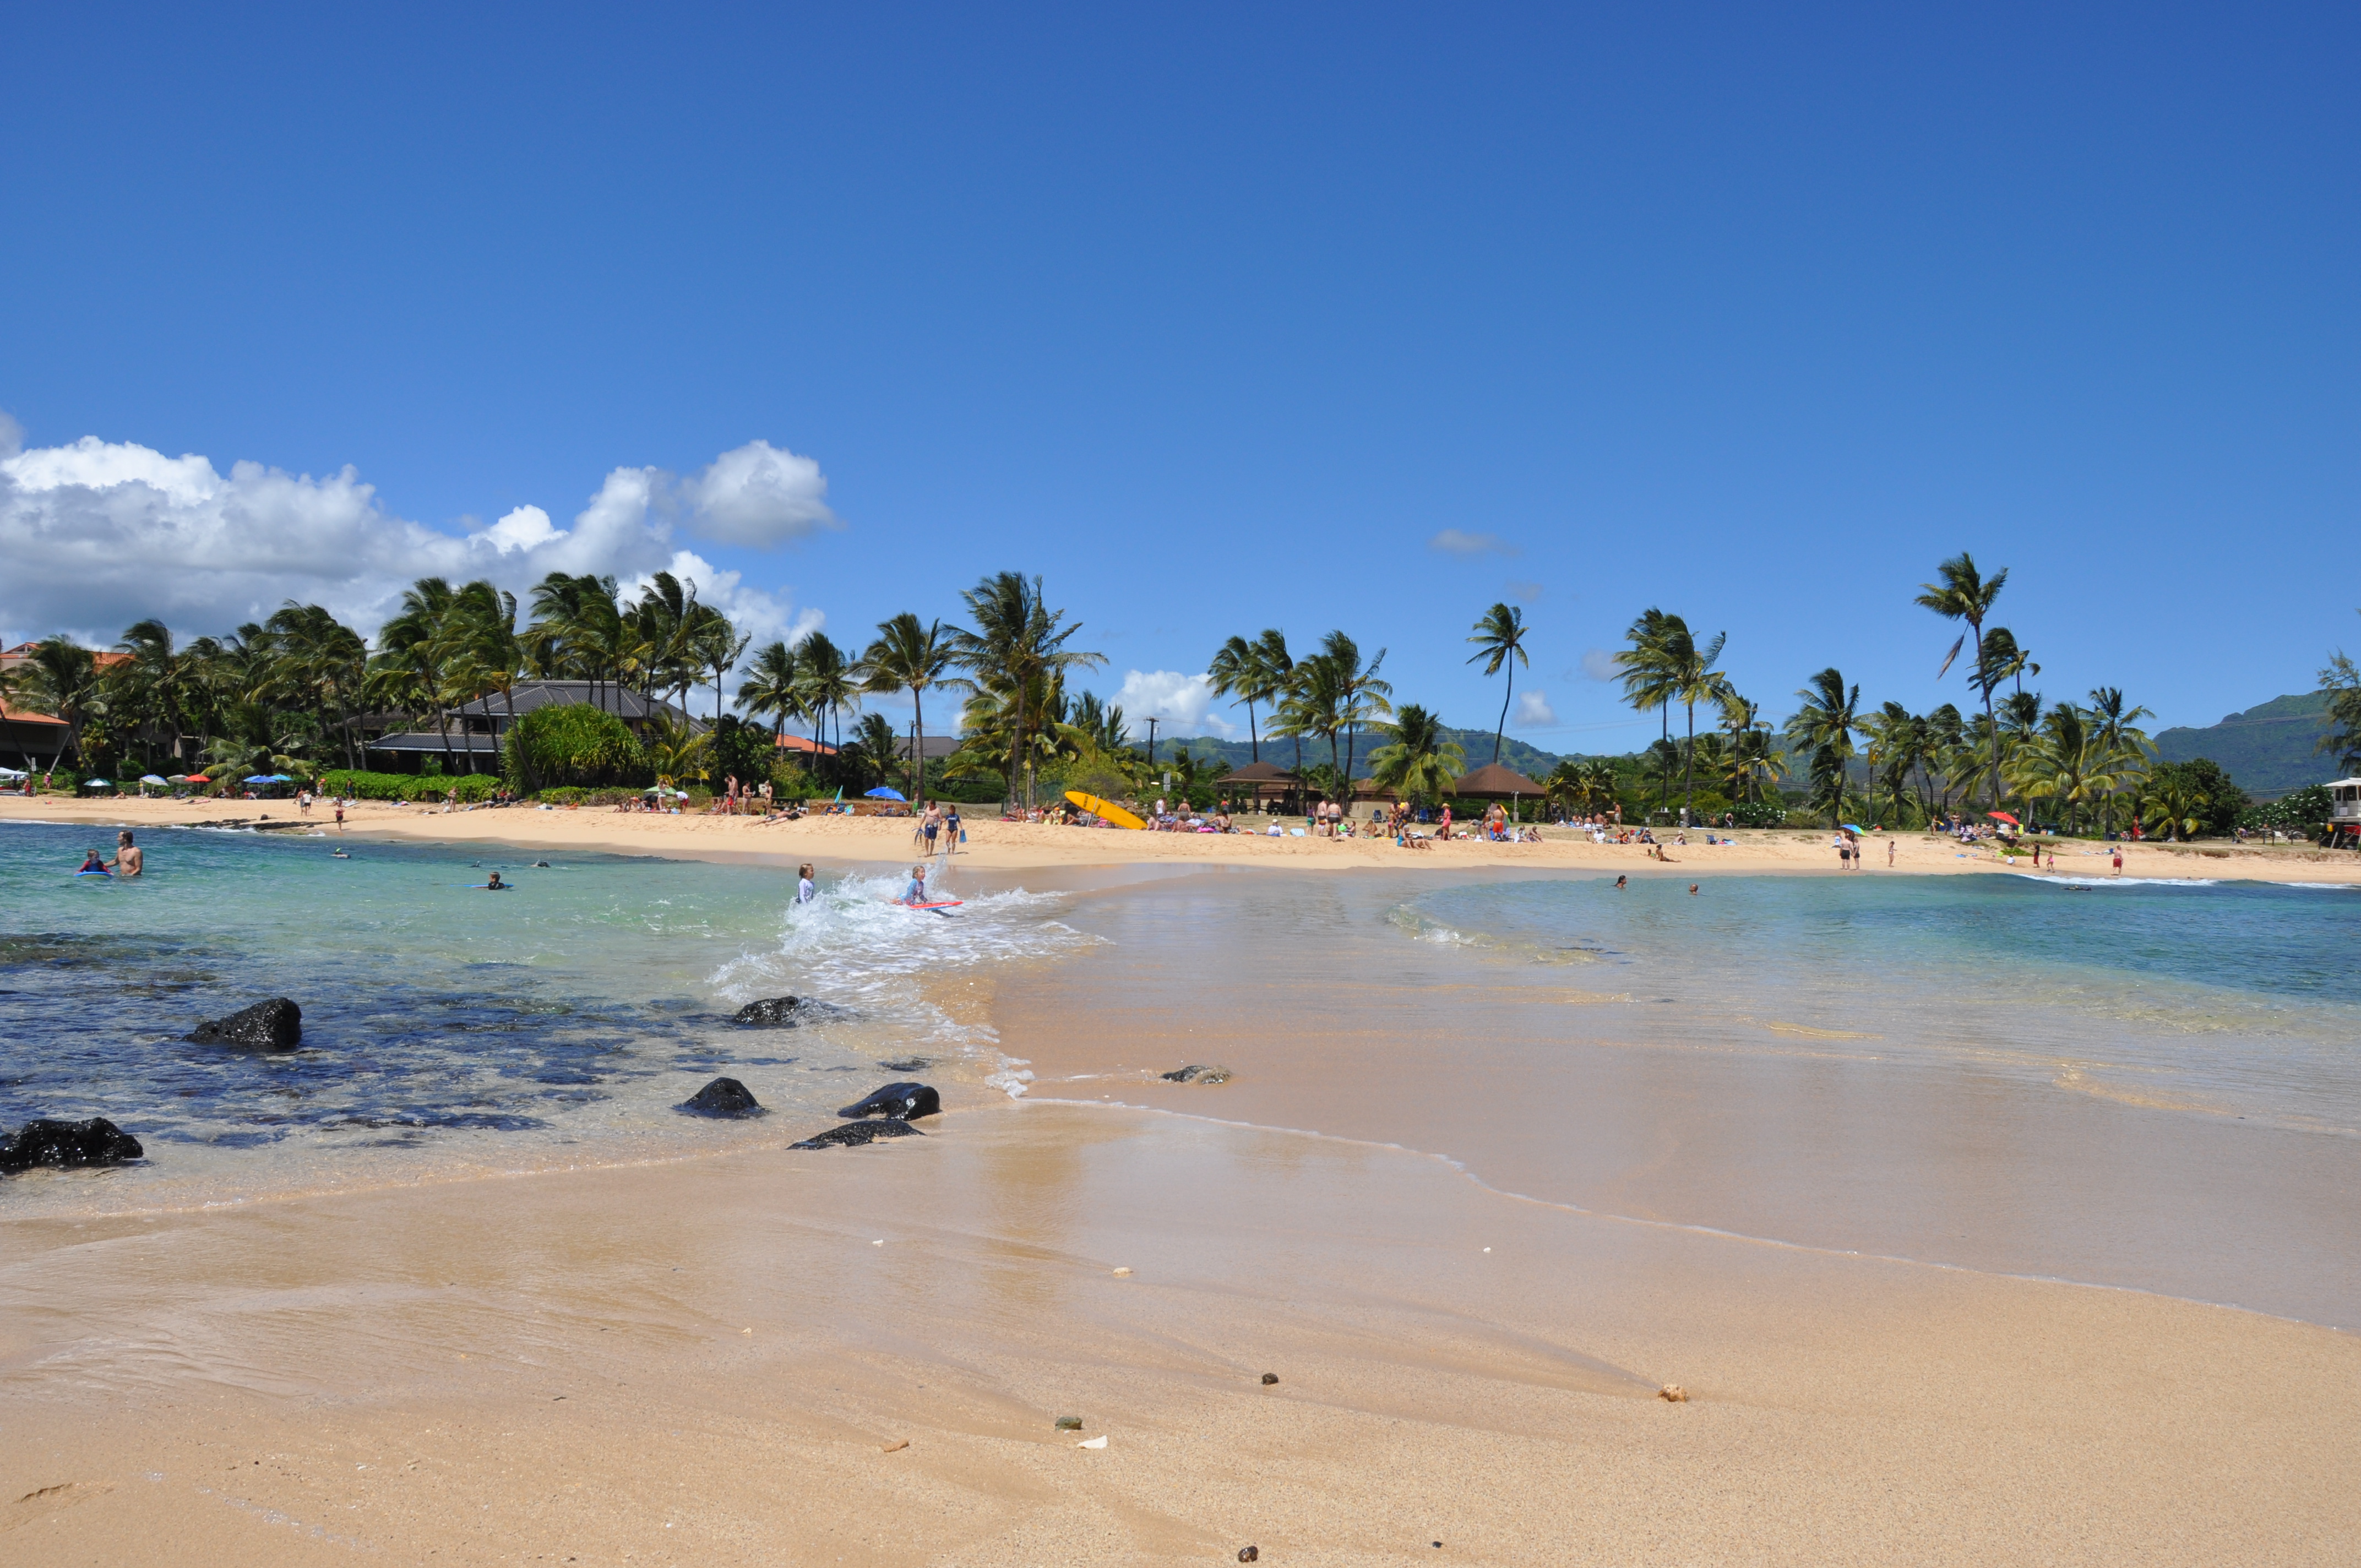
909;801;964;853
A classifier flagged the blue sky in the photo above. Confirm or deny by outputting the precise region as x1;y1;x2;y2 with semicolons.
3;4;2355;747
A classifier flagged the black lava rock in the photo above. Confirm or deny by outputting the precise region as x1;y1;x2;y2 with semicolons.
791;1120;926;1150
837;1081;940;1120
191;998;303;1049
1;1117;144;1174
678;1077;765;1117
1160;1064;1231;1084
731;997;803;1027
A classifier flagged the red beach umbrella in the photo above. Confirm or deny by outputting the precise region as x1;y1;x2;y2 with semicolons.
1987;810;2020;825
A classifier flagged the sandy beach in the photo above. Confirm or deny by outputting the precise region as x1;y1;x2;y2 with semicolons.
4;799;2358;1565
9;792;2360;883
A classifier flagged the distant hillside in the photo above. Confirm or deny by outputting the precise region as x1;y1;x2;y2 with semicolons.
2153;692;2340;799
1161;725;1588;780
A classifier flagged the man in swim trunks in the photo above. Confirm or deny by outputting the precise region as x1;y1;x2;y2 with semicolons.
109;830;143;877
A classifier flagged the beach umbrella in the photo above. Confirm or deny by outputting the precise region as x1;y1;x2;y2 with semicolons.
1841;823;1865;833
83;777;112;787
243;774;275;783
167;774;188;783
1988;810;2020;825
0;767;24;781
267;773;293;782
140;774;168;785
184;775;211;784
864;786;907;801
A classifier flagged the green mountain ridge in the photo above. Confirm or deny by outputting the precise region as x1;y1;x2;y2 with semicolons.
2153;692;2340;799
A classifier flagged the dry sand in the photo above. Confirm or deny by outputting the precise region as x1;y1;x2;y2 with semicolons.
5;793;2358;1564
9;792;2359;883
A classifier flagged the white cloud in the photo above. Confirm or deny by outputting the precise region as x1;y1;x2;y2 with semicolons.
1504;579;1544;603
0;434;829;654
1580;648;1620;682
681;439;839;547
1112;669;1237;738
1428;528;1515;557
1512;690;1557;726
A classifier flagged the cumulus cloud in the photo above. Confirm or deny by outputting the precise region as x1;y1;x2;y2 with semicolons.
0;434;829;651
1512;690;1557;726
1428;528;1515;557
1580;649;1620;682
680;439;838;547
1112;669;1237;738
1504;579;1544;603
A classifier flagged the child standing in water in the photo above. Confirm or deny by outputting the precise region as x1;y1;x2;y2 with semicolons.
796;863;817;905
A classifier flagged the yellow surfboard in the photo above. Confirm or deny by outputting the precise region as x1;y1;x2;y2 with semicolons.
1063;790;1147;830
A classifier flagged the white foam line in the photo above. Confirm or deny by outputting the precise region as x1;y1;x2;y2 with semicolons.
1020;1096;2348;1336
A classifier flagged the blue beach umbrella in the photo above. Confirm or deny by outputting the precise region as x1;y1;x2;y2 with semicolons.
1841;823;1865;833
243;775;275;783
864;786;907;801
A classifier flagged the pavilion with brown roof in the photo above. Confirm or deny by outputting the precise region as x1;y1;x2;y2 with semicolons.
1216;759;1303;810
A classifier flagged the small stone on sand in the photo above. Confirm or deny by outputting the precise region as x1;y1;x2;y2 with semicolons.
1658;1384;1688;1402
1054;1415;1083;1430
1261;1373;1279;1385
882;1439;909;1453
1076;1435;1107;1449
1238;1548;1259;1563
1112;1266;1132;1276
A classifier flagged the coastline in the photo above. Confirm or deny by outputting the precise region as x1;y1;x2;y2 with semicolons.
6;804;2358;1562
9;793;2359;884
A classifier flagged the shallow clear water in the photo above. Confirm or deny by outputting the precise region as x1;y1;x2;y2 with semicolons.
1397;870;2361;1135
994;864;2361;1325
0;821;1090;1212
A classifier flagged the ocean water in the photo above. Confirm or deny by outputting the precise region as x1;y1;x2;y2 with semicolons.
1394;869;2361;1136
0;820;1091;1213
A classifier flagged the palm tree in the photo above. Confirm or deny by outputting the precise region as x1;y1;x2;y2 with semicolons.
795;633;857;782
1367;704;1466;806
16;638;102;766
1614;608;1681;809
845;712;904;791
1272;652;1346;782
375;578;467;773
858;614;968;807
946;573;1104;810
2142;776;2204;842
737;641;803;754
2083;687;2154;839
1916;552;2009;809
1785;667;1862;828
1862;703;1928;828
1320;631;1392;785
1465;603;1530;765
1252;629;1297;774
1717;692;1784;806
641;710;709;793
1547;757;1620;820
1663;622;1728;824
259;603;371;770
1208;634;1275;763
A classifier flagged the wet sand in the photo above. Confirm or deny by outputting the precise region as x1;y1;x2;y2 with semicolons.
6;1104;2355;1565
10;793;2360;884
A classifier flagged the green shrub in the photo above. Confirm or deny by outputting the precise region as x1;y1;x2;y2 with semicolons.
321;769;498;803
502;704;649;792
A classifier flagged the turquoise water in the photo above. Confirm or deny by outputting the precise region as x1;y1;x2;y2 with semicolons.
0;820;1089;1211
1395;870;2361;1135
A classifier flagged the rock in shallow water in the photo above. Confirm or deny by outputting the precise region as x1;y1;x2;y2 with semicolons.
679;1077;765;1117
731;997;802;1027
791;1120;925;1150
1160;1064;1231;1084
1;1117;144;1174
837;1081;940;1120
190;997;302;1049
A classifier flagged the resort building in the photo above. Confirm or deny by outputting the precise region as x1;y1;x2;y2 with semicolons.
361;679;705;772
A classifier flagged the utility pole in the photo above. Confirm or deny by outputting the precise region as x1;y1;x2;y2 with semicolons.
1144;717;1161;777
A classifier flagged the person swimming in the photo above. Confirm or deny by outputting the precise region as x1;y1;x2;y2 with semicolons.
1613;875;1628;890
485;871;508;890
331;848;350;859
76;848;110;876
